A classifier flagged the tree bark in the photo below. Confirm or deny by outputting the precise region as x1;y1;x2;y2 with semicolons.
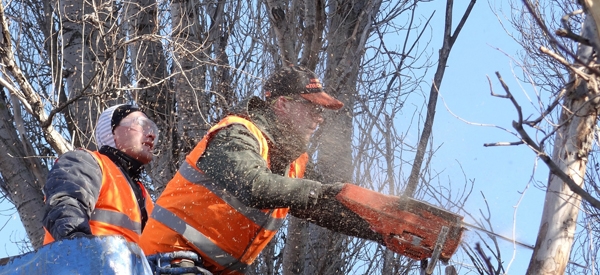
208;2;234;112
526;78;597;275
282;217;309;275
382;114;399;274
310;0;383;272
170;0;205;152
0;92;46;249
127;0;174;193
60;0;103;149
0;1;73;247
264;0;298;66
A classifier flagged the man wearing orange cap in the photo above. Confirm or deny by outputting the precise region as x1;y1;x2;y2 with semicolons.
140;66;382;274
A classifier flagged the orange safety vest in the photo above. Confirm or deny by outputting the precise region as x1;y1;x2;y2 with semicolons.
140;116;307;275
43;150;154;245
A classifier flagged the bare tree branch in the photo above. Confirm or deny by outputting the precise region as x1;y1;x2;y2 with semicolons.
405;0;477;197
0;1;71;155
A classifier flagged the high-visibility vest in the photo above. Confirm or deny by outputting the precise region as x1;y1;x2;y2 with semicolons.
43;150;154;245
140;115;307;275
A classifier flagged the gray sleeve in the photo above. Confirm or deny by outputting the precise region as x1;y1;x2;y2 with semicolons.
197;124;323;210
42;150;103;240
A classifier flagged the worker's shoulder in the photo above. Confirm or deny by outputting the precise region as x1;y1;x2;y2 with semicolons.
56;148;97;162
51;149;102;173
209;122;264;146
45;149;104;192
228;96;266;116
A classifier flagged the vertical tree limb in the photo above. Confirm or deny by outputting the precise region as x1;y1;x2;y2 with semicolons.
265;0;297;65
404;0;476;197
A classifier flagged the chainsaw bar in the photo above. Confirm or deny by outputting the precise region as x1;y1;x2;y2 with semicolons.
461;221;588;269
460;221;534;249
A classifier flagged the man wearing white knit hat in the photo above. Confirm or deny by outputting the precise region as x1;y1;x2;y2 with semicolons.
42;104;158;245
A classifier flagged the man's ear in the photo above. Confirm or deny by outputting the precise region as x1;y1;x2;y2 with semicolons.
271;96;290;115
112;128;123;150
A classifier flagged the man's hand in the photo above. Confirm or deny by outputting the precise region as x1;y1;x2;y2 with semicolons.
67;232;91;240
319;182;346;200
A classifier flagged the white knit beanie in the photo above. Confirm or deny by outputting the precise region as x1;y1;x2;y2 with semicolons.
95;104;140;148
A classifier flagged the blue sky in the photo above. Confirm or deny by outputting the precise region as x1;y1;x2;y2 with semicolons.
418;1;551;273
0;1;581;274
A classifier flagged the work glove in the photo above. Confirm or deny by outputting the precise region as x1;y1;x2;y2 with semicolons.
67;231;91;240
319;182;346;200
305;182;346;210
291;182;385;244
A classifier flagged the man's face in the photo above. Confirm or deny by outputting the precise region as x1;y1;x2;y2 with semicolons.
277;96;325;144
113;111;158;164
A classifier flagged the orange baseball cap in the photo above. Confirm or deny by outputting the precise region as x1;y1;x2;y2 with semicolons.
264;65;344;110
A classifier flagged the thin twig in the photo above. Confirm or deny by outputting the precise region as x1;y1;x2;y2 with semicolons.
494;72;523;125
474;243;497;275
483;141;524;147
521;0;600;77
523;88;566;127
540;46;590;82
556;9;590;45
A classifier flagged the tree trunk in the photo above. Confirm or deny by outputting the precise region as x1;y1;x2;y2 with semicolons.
170;0;211;174
382;114;400;274
126;0;174;193
60;0;105;149
0;92;46;249
264;0;298;66
308;0;383;272
526;12;600;275
526;80;596;275
320;0;381;183
282;217;309;275
208;2;234;112
0;1;73;247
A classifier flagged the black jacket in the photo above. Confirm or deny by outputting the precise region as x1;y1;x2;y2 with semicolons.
42;146;149;241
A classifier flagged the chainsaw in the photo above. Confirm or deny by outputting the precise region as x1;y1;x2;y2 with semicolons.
335;184;465;274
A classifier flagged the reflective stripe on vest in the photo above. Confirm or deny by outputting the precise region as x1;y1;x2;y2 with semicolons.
91;209;142;235
145;116;305;272
178;161;285;232
150;205;249;273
